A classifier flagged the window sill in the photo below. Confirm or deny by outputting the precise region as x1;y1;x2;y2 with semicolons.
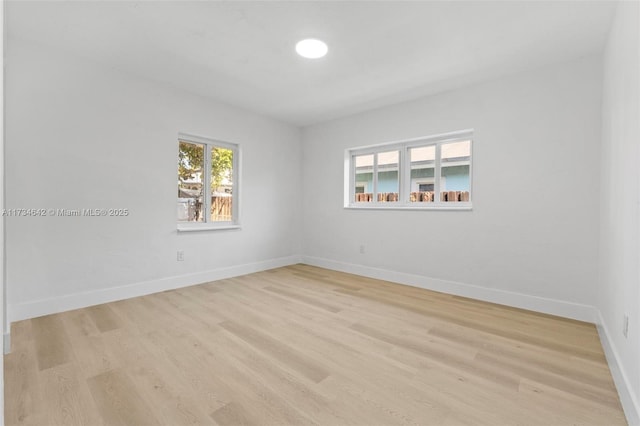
345;203;472;211
177;223;241;232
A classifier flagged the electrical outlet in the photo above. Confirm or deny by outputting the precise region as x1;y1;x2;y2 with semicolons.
623;314;629;338
177;250;185;261
359;245;365;254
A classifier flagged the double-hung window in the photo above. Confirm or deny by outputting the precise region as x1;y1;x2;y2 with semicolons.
346;130;472;209
177;133;240;230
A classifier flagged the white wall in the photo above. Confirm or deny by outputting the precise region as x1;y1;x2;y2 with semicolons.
5;38;302;321
301;56;603;320
1;0;5;423
599;1;640;423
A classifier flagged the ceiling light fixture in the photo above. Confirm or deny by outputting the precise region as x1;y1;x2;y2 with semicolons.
296;38;328;59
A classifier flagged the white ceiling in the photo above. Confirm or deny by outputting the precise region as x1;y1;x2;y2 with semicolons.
7;1;615;126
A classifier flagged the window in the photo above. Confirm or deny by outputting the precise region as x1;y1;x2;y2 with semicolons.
346;130;472;209
177;133;240;230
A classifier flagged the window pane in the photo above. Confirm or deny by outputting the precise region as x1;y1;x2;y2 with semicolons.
354;154;373;202
211;147;234;222
178;141;204;222
440;140;471;202
409;145;435;202
377;150;399;202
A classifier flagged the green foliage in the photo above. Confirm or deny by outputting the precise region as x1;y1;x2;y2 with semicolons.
178;141;203;182
211;147;233;190
178;142;233;192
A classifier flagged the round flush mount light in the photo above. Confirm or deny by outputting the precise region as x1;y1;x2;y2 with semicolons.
295;38;328;59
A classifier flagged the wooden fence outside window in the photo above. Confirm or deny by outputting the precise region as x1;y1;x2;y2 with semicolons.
355;191;470;203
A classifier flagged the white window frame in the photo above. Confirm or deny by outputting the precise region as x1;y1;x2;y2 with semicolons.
345;129;473;210
177;132;241;232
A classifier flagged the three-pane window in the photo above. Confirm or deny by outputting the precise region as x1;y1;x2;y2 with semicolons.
348;131;472;208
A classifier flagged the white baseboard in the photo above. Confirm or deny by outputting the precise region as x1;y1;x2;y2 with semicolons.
596;311;640;426
7;255;302;326
301;255;597;322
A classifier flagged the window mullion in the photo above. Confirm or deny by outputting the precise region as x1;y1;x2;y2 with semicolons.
434;143;442;204
350;153;357;205
372;153;379;203
231;146;240;224
204;144;212;223
401;147;410;204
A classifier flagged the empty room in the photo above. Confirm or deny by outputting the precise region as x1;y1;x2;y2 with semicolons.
1;0;639;425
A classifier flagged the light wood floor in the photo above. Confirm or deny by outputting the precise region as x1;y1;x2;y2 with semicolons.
5;264;626;425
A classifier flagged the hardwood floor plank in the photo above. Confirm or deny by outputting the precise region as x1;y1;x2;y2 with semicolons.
428;324;615;389
350;322;520;391
263;285;342;313
41;362;105;426
60;309;101;338
85;304;123;333
210;402;254;426
148;291;223;333
121;354;214;425
103;327;226;422
518;378;627;424
4;321;46;426
475;349;620;408
150;326;315;425
60;312;119;379
108;297;174;335
9;320;34;352
340;285;606;362
31;315;72;371
219;320;330;384
201;324;347;424
86;369;159;426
